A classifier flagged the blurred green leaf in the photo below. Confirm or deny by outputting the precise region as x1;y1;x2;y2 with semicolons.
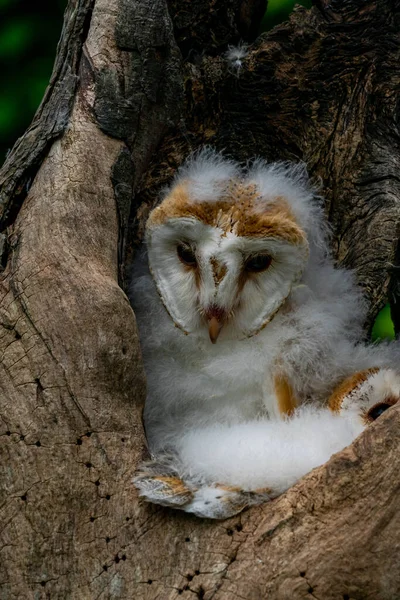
371;303;395;342
0;2;67;160
0;96;19;135
28;78;49;111
0;20;32;57
261;0;312;31
25;57;54;111
0;0;16;9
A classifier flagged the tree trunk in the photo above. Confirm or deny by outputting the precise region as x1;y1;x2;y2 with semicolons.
1;0;400;598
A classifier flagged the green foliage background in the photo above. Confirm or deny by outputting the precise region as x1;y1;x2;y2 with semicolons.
0;0;394;339
0;0;67;161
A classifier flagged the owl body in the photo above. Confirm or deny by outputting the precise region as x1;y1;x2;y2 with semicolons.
131;149;400;517
134;252;360;441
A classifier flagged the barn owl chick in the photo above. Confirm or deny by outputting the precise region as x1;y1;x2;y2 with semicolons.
130;148;400;519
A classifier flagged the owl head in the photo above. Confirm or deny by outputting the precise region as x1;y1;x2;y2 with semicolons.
145;148;326;343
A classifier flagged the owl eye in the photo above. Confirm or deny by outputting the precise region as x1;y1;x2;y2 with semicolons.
245;254;272;273
367;402;392;421
177;243;197;267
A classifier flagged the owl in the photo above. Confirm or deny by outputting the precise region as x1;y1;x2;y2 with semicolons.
130;148;400;519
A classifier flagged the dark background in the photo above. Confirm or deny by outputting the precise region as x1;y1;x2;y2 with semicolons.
0;0;67;160
0;0;393;340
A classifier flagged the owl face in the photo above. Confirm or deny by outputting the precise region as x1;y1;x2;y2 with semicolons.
145;151;317;343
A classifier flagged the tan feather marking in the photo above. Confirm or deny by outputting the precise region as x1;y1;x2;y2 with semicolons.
215;484;242;492
252;487;273;496
155;476;192;497
328;368;380;412
194;266;201;290
183;262;202;290
274;374;298;416
148;182;307;246
210;257;227;285
147;183;192;226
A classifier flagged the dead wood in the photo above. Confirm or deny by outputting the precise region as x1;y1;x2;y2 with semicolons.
0;0;399;598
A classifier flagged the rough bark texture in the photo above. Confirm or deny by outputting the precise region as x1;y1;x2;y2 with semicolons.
0;0;399;598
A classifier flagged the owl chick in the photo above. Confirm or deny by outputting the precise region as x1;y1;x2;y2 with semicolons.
130;148;400;519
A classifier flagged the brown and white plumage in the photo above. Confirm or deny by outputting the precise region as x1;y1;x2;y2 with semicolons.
130;148;400;519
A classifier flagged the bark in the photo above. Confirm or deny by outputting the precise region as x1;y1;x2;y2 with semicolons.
0;0;399;598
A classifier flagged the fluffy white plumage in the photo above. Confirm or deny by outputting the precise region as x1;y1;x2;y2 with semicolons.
225;43;249;74
173;406;364;492
130;148;400;518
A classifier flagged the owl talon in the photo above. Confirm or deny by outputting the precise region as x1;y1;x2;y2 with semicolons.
133;461;272;518
184;485;272;519
134;470;195;507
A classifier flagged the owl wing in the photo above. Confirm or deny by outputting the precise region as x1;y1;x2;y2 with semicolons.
133;368;400;519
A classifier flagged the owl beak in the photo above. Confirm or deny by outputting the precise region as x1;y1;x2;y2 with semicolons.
205;306;226;343
208;316;223;344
